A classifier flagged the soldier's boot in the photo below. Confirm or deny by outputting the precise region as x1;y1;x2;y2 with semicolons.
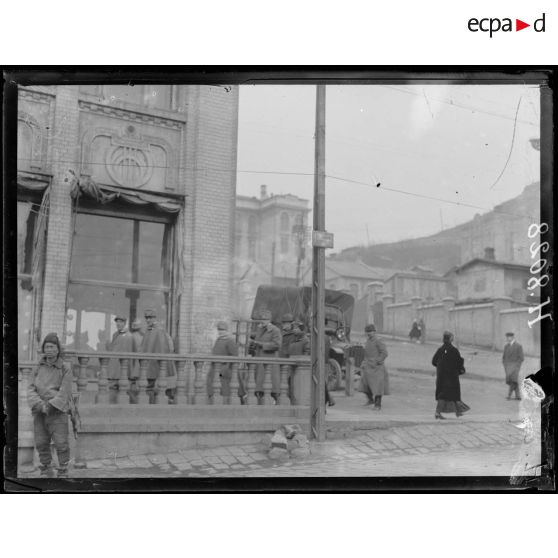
373;395;382;410
255;391;264;405
506;386;514;400
57;465;69;478
39;465;55;478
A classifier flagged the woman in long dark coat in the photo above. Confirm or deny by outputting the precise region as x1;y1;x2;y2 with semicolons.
432;332;470;419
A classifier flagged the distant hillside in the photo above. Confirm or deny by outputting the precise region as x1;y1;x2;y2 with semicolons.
337;230;464;275
336;183;539;275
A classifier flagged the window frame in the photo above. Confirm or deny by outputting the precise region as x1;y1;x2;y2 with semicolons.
67;206;177;344
17;192;48;360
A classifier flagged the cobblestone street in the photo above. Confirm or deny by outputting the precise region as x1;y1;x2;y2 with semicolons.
19;418;536;480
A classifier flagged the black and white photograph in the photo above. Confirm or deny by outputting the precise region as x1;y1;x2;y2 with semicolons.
3;69;554;490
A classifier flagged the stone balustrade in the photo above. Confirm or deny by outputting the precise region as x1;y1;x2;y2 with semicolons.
18;351;312;408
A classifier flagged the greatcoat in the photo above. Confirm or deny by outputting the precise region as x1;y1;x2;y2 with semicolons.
361;336;390;395
107;328;134;381
432;342;464;402
140;324;177;388
502;341;524;385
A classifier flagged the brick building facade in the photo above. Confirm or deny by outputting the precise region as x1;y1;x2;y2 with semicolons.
17;84;239;359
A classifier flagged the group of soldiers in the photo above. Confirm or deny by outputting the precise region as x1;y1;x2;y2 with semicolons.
105;308;176;404
104;308;323;406
206;310;314;406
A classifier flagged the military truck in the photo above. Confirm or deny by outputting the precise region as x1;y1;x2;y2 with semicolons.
233;285;364;390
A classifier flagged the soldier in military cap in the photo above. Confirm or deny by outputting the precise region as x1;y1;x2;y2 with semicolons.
279;313;296;358
250;309;282;404
140;308;177;404
207;321;240;404
107;314;134;403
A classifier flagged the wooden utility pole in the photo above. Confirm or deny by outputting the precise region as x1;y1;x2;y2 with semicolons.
310;84;327;441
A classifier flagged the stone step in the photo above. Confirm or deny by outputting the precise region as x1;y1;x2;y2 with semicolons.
80;404;307;419
80;417;309;433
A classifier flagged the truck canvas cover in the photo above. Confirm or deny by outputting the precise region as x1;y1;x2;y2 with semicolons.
251;285;355;328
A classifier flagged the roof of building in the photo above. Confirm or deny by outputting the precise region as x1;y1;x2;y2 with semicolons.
449;258;531;274
324;259;394;281
236;260;303;282
409;265;434;273
385;270;448;282
236;193;310;211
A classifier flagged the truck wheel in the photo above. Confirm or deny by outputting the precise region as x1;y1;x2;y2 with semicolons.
327;359;342;392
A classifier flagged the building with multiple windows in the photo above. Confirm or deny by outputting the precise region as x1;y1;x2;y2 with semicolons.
445;249;535;304
383;266;451;304
17;84;239;360
233;185;310;318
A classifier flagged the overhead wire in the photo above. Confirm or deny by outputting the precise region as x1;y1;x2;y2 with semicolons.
380;85;538;126
488;96;523;190
19;167;539;225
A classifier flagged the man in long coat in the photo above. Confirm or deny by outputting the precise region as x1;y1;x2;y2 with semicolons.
361;324;389;410
432;331;469;418
279;313;296;358
207;321;239;404
250;309;282;404
107;315;134;403
503;332;524;400
140;309;177;404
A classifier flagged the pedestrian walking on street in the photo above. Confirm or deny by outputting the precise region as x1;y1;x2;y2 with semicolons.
502;332;524;400
207;321;240;404
409;319;421;343
250;309;282;404
140;309;177;404
432;331;470;419
107;315;134;403
361;324;389;410
28;332;73;478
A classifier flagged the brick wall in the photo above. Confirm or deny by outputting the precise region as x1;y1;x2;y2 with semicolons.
179;85;239;352
40;86;79;341
23;84;239;355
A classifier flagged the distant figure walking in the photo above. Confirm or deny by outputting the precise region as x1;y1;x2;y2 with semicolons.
432;331;470;419
361;324;389;410
409;320;421;343
502;332;524;400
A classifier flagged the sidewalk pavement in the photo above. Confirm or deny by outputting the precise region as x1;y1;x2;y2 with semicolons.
19;418;536;480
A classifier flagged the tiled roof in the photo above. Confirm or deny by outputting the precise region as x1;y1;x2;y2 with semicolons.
325;259;394;280
452;258;530;274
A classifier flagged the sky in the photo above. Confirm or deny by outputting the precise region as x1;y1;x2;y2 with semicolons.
236;83;541;251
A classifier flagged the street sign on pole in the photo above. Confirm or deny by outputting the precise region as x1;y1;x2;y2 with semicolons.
312;230;334;249
310;84;327;442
